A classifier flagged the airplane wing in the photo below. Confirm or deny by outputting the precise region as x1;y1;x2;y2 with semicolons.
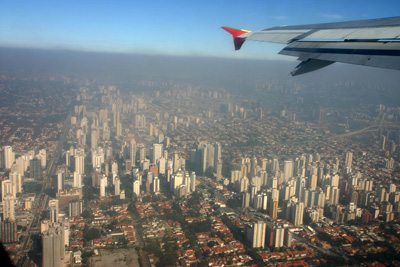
222;17;400;76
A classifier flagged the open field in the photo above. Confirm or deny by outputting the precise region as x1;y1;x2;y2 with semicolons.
93;248;139;267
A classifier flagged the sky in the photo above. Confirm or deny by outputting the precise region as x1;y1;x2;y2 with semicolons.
1;0;400;60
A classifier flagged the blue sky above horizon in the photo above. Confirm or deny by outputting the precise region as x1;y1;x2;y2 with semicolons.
1;0;399;60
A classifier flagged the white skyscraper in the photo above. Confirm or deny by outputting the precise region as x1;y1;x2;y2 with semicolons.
389;183;396;193
92;147;104;169
262;193;268;210
152;177;160;193
39;149;47;168
158;157;166;175
3;194;15;220
57;170;65;193
91;129;98;149
152;144;163;164
133;180;140;197
9;171;22;194
73;172;82;188
100;175;107;197
275;226;284;248
42;224;65;267
4;146;15;169
171;170;184;190
190;172;196;192
216;160;223;181
114;177;120;196
283;160;294;181
250;221;266;248
49;199;59;223
112;161;118;174
65;150;70;166
16;156;26;176
2;179;14;201
75;149;85;174
345;151;353;170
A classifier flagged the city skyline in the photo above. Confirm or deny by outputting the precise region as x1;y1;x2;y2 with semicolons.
1;3;400;265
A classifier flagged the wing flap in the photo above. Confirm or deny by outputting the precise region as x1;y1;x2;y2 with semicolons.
291;59;334;76
303;26;400;40
247;30;309;44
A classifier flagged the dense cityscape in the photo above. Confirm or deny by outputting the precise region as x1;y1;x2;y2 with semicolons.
0;49;400;267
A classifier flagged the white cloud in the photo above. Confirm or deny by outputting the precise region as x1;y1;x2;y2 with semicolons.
268;15;288;20
320;14;345;19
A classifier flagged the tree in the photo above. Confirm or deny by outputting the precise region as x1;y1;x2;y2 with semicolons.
82;209;92;219
157;253;178;267
83;227;101;241
142;195;151;203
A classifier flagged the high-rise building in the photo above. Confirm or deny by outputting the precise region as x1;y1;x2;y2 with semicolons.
216;160;223;181
246;221;266;248
49;199;59;223
42;224;65;267
38;149;47;168
138;145;146;162
380;135;386;150
4;146;15;169
30;158;42;180
74;150;85;174
158;157;166;175
269;200;278;220
275;226;284;248
9;171;22;194
15;156;26;176
68;200;83;217
386;158;395;169
190;172;196;192
345;151;353;171
152;177;160;193
92;147;104;169
2;179;14;201
116;122;122;136
134;114;146;128
91;129;98;149
73;172;82;188
152;144;163;164
114;177;120;196
130;139;136;165
239;176;249;192
171;170;184;191
330;186;340;205
253;194;263;210
100;175;107;197
57;170;65;193
0;219;17;243
133;180;140;197
308;174;317;190
214;142;221;171
65;150;70;166
242;192;251;208
291;202;304;226
283;160;294;181
3;194;15;221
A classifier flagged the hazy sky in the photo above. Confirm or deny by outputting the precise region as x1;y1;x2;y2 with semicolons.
1;0;399;59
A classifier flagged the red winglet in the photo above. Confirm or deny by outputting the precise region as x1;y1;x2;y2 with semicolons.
221;26;251;50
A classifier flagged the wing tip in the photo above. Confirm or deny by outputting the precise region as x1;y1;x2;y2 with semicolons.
221;26;250;50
